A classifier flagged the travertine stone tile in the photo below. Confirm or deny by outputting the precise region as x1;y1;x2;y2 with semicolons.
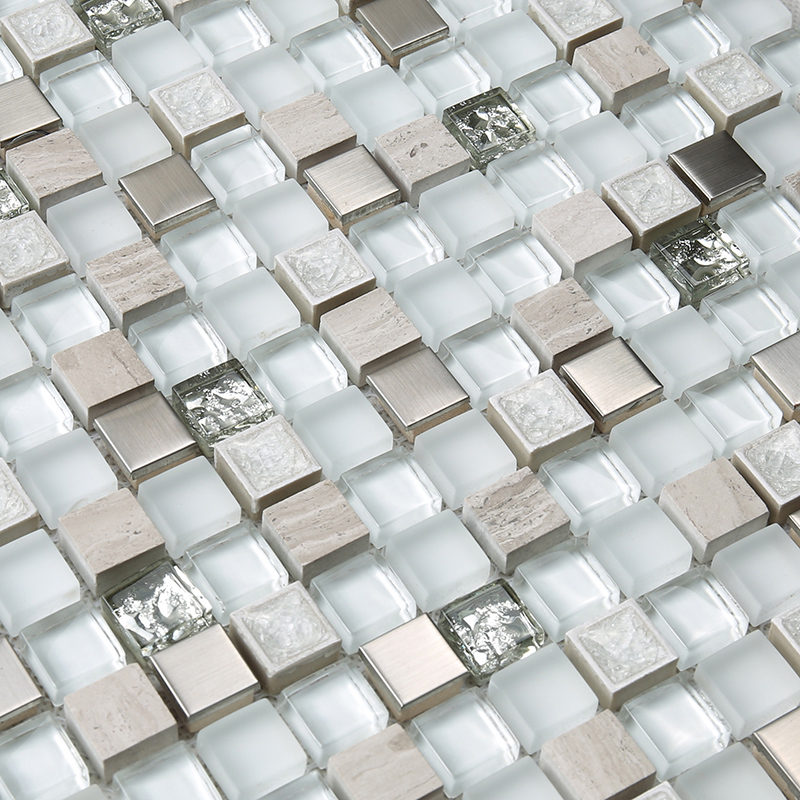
320;288;422;386
373;115;469;207
262;478;370;584
462;467;570;573
85;238;185;334
328;724;445;800
51;329;155;429
0;460;38;548
58;488;166;595
528;0;622;62
659;458;769;562
572;26;669;114
0;637;43;731
5;128;102;215
511;278;614;371
64;663;178;780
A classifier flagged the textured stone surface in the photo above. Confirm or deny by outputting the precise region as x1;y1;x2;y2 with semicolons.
529;0;622;61
783;169;800;212
462;467;570;573
262;478;370;584
659;458;769;562
85;238;185;334
0;460;38;547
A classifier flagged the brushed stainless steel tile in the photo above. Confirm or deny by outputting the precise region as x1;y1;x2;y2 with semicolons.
0;638;43;731
752;331;800;422
0;77;61;157
753;707;800;799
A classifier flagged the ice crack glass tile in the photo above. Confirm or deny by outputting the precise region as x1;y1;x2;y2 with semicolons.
442;88;535;174
649;216;750;309
528;0;622;61
79;0;163;58
435;579;545;683
104;562;213;658
0;460;37;547
0;167;28;220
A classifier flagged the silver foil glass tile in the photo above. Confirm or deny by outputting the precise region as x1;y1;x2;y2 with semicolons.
78;0;163;58
0;167;29;220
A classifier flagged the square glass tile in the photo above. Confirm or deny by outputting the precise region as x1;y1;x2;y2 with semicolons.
80;0;163;58
0;168;28;220
751;28;800;104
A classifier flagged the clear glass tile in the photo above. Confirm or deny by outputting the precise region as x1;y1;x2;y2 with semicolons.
248;0;337;48
0;39;23;84
263;771;337;800
612;0;682;30
429;0;511;39
701;0;792;51
764;251;800;318
80;0;163;60
750;28;800;104
462;757;562;800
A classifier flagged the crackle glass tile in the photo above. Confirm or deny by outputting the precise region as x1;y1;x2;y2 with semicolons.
539;438;641;535
512;540;620;643
339;448;442;547
310;552;415;654
399;38;490;118
680;367;782;459
349;204;444;293
0;168;28;220
246;325;347;420
21;604;125;705
0;368;72;461
640;4;731;83
408;689;519;798
183;522;288;624
80;0;163;59
11;274;109;368
40;51;132;131
0;713;89;800
277;661;388;768
641;566;749;669
751;28;800;105
0;459;37;547
128;303;227;394
248;0;337;49
0;40;22;84
104;562;213;657
435;580;545;683
487;141;583;227
619;675;730;781
621;84;714;163
508;60;600;144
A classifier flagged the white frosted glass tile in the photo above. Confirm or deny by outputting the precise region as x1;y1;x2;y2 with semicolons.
583;249;680;338
0;368;72;461
77;103;172;189
554;111;648;194
640;5;730;83
183;522;289;624
487;141;583;227
264;771;337;800
40;51;132;131
751;28;800;105
339;449;442;547
509;61;600;144
464;229;561;318
512;539;620;642
711;523;800;626
114;742;222;800
202;268;299;360
181;0;270;71
384;509;490;612
463;11;556;90
399;39;490;118
620;676;730;780
277;661;388;768
694;631;800;739
418;171;515;260
408;690;518;798
138;457;240;558
233;180;328;268
11;275;109;367
612;0;681;30
249;0;337;48
191;126;284;214
701;0;791;51
0;529;80;636
764;251;800;317
621;84;714;162
717;189;800;273
21;605;125;705
413;409;516;510
128;303;227;394
440;318;539;411
111;21;203;106
196;700;306;800
292;385;392;481
160;211;257;303
349;204;444;292
0;39;22;84
46;186;141;276
674;742;784;800
488;644;597;754
0;312;31;381
289;17;380;94
310;552;416;653
609;401;713;497
0;714;89;800
539;439;641;535
429;0;511;39
680;368;782;459
629;307;732;400
221;45;314;128
394;259;492;351
642;566;748;669
462;757;562;800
